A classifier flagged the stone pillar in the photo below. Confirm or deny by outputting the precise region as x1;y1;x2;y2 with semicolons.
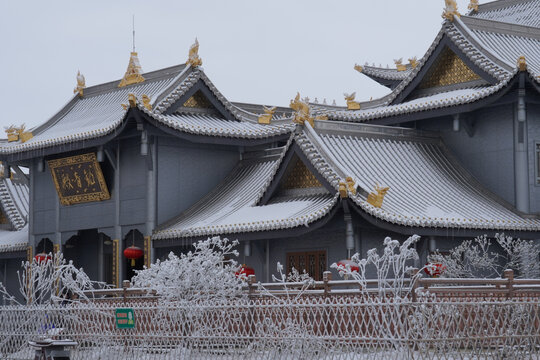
144;138;156;267
114;142;124;284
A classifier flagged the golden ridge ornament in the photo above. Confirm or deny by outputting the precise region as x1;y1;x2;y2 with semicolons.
408;57;419;69
518;56;527;72
394;58;407;72
367;184;390;208
468;0;479;12
73;71;86;97
186;38;203;67
344;92;361;110
442;0;460;21
141;94;152;111
290;93;314;127
354;64;363;73
258;106;276;124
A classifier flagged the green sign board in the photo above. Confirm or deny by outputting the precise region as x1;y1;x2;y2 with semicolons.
116;308;135;329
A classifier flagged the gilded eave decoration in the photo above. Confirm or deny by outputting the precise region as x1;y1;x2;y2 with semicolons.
118;52;145;88
394;58;407;72
48;153;110;206
418;47;480;89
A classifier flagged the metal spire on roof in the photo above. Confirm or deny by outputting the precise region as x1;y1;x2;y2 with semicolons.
118;15;145;88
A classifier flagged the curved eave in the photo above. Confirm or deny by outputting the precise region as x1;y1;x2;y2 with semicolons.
152;197;341;246
348;199;540;238
327;70;524;125
1;107;295;162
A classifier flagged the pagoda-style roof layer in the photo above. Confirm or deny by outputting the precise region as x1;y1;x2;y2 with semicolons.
0;176;29;253
155;119;540;241
153;146;338;240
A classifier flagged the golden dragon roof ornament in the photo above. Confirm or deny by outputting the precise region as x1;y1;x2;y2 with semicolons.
442;0;460;21
73;70;85;97
118;52;145;88
186;38;203;67
468;0;479;13
344;92;361;110
258;106;276;124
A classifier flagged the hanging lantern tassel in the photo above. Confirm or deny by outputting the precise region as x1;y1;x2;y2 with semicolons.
124;246;143;267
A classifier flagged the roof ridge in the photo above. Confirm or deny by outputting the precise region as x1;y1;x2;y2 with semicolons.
461;14;540;38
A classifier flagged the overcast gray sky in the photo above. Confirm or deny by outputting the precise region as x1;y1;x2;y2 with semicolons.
1;0;474;130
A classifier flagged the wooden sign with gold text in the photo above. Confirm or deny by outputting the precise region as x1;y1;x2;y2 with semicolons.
48;153;110;206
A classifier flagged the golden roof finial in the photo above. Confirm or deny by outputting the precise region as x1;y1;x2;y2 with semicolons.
258;106;276;124
367;183;390;208
354;64;363;73
518;56;527;72
408;57;419;69
186;38;203;68
344;92;361;110
118;52;145;88
468;0;479;12
73;70;86;97
442;0;460;21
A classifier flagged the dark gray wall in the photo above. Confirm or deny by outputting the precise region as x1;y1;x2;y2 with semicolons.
0;256;25;304
33;162;57;235
420;104;515;205
528;103;540;214
156;137;239;225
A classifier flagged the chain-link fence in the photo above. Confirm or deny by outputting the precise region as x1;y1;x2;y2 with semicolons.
1;296;540;359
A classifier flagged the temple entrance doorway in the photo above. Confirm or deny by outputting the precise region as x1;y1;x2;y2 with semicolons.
63;229;113;284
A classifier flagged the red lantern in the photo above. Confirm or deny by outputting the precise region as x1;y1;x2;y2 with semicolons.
336;259;360;273
235;264;255;278
424;263;445;277
124;246;143;267
34;253;52;264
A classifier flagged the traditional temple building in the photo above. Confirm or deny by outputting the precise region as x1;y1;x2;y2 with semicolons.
1;0;539;296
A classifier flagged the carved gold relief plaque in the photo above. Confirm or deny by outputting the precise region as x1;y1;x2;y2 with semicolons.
419;47;480;89
48;153;110;206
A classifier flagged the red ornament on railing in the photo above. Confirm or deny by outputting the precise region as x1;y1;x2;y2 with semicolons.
424;263;445;277
124;246;143;267
235;264;255;278
336;259;360;273
34;253;52;264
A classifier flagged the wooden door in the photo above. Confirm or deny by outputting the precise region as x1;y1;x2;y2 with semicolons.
286;250;327;281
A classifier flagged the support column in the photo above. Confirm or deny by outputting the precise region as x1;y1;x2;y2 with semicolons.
29;159;35;251
343;202;355;259
97;233;104;282
265;239;270;283
114;142;124;284
515;76;530;213
144;137;156;267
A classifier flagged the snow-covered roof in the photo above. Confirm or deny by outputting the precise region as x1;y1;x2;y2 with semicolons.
0;64;292;156
323;1;540;123
299;120;540;231
153;145;338;240
472;0;540;28
0;177;29;231
0;225;28;253
155;119;540;241
0;176;29;253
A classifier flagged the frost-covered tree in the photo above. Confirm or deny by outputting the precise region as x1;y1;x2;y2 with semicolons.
330;235;422;299
429;233;540;278
131;236;245;304
0;252;102;305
